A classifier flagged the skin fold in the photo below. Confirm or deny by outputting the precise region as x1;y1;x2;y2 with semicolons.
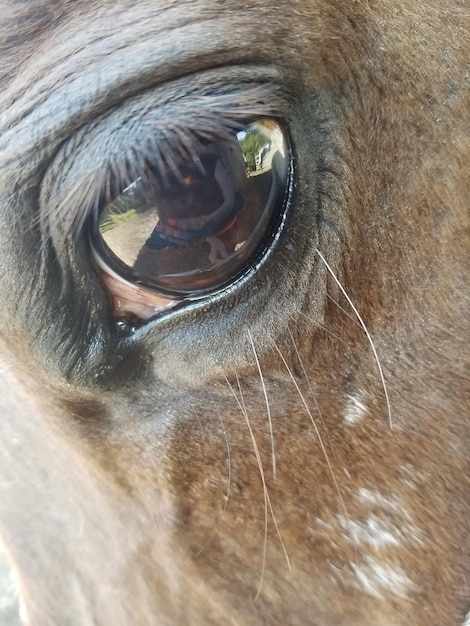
0;1;468;624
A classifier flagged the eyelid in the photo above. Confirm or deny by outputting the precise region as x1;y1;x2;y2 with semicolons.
39;73;284;246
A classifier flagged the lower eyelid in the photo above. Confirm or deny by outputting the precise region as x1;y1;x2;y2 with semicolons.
101;271;179;321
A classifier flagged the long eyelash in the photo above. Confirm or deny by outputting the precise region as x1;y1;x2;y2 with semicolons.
39;85;281;249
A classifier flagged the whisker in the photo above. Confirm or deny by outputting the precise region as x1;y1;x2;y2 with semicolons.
232;373;290;576
296;311;382;389
224;373;290;599
326;292;362;328
206;387;232;513
270;340;350;526
296;310;342;342
286;327;336;460
248;330;276;481
225;373;268;597
314;247;393;430
194;388;232;559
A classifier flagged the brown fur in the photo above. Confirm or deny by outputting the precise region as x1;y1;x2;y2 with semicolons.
0;1;469;624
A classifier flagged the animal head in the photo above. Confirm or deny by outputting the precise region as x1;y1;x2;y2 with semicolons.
0;2;468;625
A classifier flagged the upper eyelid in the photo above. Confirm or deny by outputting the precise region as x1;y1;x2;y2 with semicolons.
39;73;285;244
0;63;284;219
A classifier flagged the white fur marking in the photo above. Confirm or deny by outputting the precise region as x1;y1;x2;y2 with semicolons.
334;489;425;599
351;557;414;599
462;611;470;626
357;488;401;512
337;515;401;550
354;489;423;545
344;393;368;425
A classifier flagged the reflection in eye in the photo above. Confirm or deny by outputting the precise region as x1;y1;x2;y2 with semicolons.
91;119;290;299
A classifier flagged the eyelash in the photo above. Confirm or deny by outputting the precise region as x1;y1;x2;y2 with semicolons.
39;85;283;247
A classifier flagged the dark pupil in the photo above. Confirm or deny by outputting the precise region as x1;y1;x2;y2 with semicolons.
96;119;288;295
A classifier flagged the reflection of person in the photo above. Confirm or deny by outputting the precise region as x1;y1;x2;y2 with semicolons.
145;141;245;251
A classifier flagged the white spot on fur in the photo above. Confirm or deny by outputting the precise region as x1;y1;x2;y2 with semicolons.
337;515;401;550
351;557;414;599
331;489;424;600
462;611;470;626
353;489;423;545
357;488;401;512
344;393;367;425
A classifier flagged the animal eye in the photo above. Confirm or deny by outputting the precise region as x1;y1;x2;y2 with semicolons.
90;119;290;307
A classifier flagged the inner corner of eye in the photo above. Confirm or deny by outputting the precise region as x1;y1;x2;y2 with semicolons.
90;118;291;322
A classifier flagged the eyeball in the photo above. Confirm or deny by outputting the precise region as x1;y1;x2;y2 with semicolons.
91;119;291;300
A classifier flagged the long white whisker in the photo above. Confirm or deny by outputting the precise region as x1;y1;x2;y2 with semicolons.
315;247;393;430
270;340;350;528
224;374;291;599
326;292;362;327
296;310;342;342
206;388;232;512
286;327;336;460
225;374;268;598
248;330;276;481
193;389;232;559
297;311;380;386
